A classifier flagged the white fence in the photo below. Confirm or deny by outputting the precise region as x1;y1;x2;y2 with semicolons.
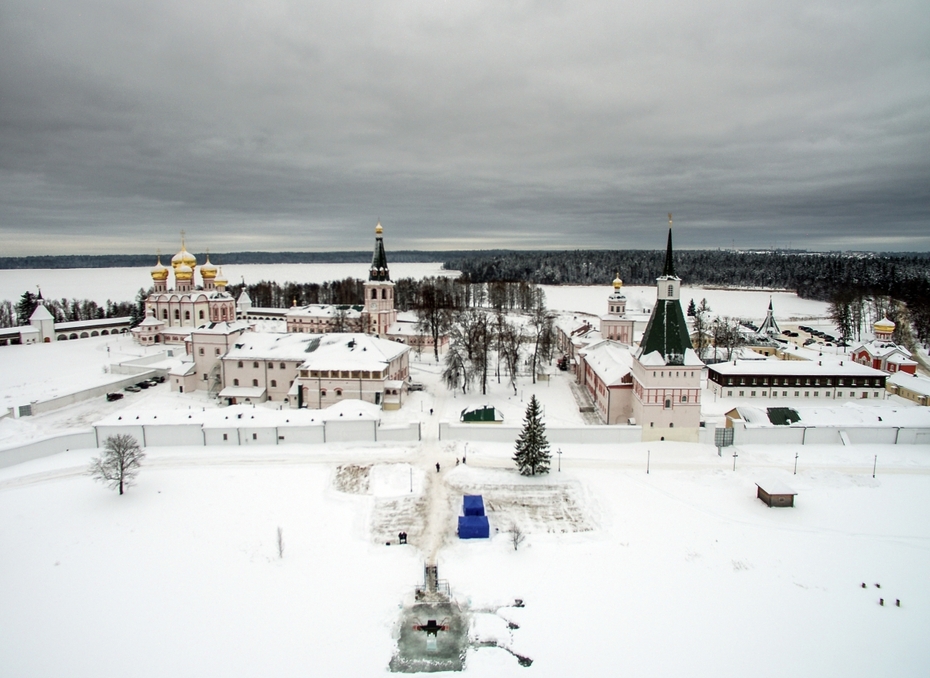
439;421;645;444
731;424;930;446
0;430;97;469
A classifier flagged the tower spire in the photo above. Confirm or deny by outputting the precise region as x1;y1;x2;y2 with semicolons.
369;220;390;282
662;213;675;277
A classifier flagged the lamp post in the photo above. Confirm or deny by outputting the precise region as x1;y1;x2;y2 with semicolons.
732;449;738;471
647;449;651;474
872;454;877;479
557;448;562;472
794;452;799;475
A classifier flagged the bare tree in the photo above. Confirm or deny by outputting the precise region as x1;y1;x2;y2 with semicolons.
510;523;526;551
691;298;713;360
88;434;146;495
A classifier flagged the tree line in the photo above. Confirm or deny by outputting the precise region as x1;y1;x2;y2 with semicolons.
1;291;138;329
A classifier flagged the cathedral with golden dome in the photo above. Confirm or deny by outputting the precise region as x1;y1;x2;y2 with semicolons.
132;235;237;345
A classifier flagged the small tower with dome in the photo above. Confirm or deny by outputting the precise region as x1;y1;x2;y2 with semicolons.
600;273;634;344
151;255;170;293
200;253;218;291
873;318;895;341
363;220;397;335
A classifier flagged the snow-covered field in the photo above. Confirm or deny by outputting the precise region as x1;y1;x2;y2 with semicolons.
1;439;928;677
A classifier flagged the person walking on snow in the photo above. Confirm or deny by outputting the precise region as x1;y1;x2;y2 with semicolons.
435;462;440;472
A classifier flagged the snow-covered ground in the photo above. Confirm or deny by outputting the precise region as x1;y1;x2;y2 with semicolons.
1;439;928;677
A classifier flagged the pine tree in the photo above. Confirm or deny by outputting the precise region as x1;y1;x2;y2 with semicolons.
513;395;551;476
15;291;38;326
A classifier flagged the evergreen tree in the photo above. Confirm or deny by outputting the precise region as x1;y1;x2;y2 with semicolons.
687;298;697;317
15;290;38;326
513;395;551;476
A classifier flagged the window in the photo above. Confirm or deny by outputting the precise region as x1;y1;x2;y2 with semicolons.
174;310;180;320
199;310;204;319
804;391;809;397
233;379;239;386
849;391;855;398
280;363;285;369
268;362;274;369
271;380;277;387
371;289;377;299
837;391;843;397
203;373;207;380
794;391;799;397
739;391;744;396
782;391;787;397
223;433;228;441
335;389;343;397
382;289;387;299
185;311;191;320
667;284;673;296
727;391;733;396
252;433;257;440
321;389;327;396
199;348;204;355
215;348;220;356
750;391;756;397
681;395;687;403
162;309;168;320
238;361;243;368
252;379;258;387
253;362;259;368
664;399;671;409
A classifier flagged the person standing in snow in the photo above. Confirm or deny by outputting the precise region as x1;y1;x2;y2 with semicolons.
435;462;440;472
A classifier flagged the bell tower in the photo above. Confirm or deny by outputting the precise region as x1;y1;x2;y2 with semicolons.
363;220;397;335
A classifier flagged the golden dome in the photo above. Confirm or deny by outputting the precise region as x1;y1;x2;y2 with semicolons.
375;220;383;235
150;256;169;282
612;272;623;290
170;233;197;270
200;254;217;279
874;317;895;330
175;263;194;281
214;267;228;287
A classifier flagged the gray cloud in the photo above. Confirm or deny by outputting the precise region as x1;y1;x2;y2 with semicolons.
1;0;928;255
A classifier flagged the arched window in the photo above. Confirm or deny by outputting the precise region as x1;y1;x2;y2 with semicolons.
185;311;191;320
335;389;343;397
233;379;240;386
162;309;168;320
252;379;258;387
667;284;673;296
664;399;671;409
271;380;277;387
681;395;688;403
279;362;285;369
253;362;258;368
371;289;377;299
199;310;204;319
238;361;243;368
174;310;180;320
381;289;386;299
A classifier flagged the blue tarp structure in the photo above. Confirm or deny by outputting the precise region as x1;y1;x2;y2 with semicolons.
458;515;490;539
463;495;485;517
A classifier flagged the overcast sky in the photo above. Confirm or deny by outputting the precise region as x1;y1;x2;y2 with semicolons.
1;1;928;256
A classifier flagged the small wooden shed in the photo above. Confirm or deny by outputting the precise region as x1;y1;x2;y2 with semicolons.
756;480;797;507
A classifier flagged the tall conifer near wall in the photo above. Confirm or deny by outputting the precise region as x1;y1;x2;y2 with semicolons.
513;395;551;476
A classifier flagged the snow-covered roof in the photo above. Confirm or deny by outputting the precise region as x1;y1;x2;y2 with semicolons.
147;291;232;302
852;340;913;360
137;315;165;328
30;304;53;322
638;347;703;367
579;340;633;386
168;361;196;376
888;371;930;396
225;332;328;362
287;304;364;319
191;320;251;335
55;316;131;330
709;358;886;378
218;386;267;399
298;333;409;371
755;480;797;495
729;402;930;428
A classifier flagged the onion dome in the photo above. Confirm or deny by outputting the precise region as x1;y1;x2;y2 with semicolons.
214;267;228;287
874;318;895;332
171;234;197;271
375;220;383;235
200;254;218;280
175;263;194;281
151;255;170;282
612;272;623;290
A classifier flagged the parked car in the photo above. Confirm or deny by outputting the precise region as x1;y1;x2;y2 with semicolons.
124;385;141;393
408;382;425;392
143;379;159;387
136;381;150;389
151;375;166;383
106;392;124;401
